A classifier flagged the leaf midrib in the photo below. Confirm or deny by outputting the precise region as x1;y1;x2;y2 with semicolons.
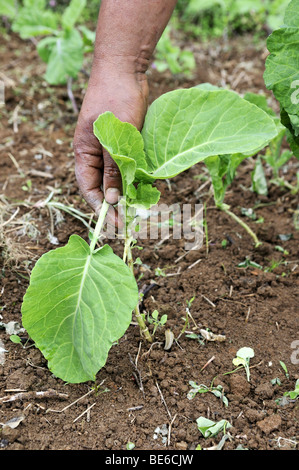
71;251;92;365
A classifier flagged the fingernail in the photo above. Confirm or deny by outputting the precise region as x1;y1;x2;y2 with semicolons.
105;187;120;204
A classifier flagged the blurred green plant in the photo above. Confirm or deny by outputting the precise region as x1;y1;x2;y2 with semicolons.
154;26;196;77
1;0;95;112
1;0;93;110
174;0;291;40
244;92;299;196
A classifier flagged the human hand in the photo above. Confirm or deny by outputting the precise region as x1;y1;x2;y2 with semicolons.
73;62;149;223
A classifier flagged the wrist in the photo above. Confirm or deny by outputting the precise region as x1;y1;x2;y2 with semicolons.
91;50;150;82
87;55;149;108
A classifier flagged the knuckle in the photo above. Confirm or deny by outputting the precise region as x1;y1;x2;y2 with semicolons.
104;165;121;179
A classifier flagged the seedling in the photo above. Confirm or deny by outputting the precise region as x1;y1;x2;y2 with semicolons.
271;377;281;386
22;86;277;383
154;25;195;77
7;0;95;112
147;310;167;335
196;416;231;438
232;347;255;382
177;296;196;340
21;179;32;192
279;360;290;379
237;258;263;270
9;334;22;345
283;379;299;400
221;239;228;248
275;245;289;255
187;380;228;407
126;442;135;450
251;155;268;196
154;267;166;277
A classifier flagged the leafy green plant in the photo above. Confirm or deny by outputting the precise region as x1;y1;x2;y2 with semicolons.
11;0;93;85
3;0;94;112
126;441;135;450
231;347;255;381
196;416;231;438
0;0;18;18
175;0;290;40
251;155;268;196
283;379;299;400
264;0;299;159
9;334;22;345
187;380;228;407
196;84;278;246
22;86;277;383
154;26;196;77
147;309;167;335
280;360;290;378
245;91;298;195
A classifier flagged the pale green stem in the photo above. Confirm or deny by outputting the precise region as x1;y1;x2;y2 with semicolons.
123;234;131;263
89;199;109;252
220;205;261;247
123;211;152;342
126;240;153;343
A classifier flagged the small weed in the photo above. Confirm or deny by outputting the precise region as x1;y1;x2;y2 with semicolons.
147;310;167;335
187;379;228;407
223;347;255;382
279;361;289;379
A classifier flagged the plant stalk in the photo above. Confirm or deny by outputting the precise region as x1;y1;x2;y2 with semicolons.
127;241;153;343
67;77;79;115
89;199;109;252
124;221;152;342
219;205;261;247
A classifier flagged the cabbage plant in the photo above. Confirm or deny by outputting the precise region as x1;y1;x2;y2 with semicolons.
21;86;277;383
264;0;299;158
10;0;93;86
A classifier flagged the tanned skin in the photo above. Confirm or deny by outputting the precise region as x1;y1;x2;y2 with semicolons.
73;0;177;223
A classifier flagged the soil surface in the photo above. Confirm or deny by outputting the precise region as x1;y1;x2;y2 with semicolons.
0;32;298;451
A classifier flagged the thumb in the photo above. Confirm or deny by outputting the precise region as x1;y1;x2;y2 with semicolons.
103;150;122;205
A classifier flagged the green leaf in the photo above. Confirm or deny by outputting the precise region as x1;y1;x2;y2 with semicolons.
196;417;231;438
264;28;299;133
93;112;148;196
140;88;278;180
93;88;277;190
126;183;137;200
233;347;255;381
196;82;221;91
205;153;248;206
24;0;46;8
236;347;254;360
281;108;299;158
37;36;58;63
283;0;299;28
61;0;86;30
251;156;268;195
10;334;22;344
243;92;277;118
264;0;299;156
12;5;58;38
21;235;138;383
0;0;17;18
78;25;96;51
44;30;83;84
284;379;299;399
129;182;161;209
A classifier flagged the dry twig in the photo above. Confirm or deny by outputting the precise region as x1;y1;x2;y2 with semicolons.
0;389;68;404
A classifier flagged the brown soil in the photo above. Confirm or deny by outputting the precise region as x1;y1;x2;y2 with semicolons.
0;32;298;451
